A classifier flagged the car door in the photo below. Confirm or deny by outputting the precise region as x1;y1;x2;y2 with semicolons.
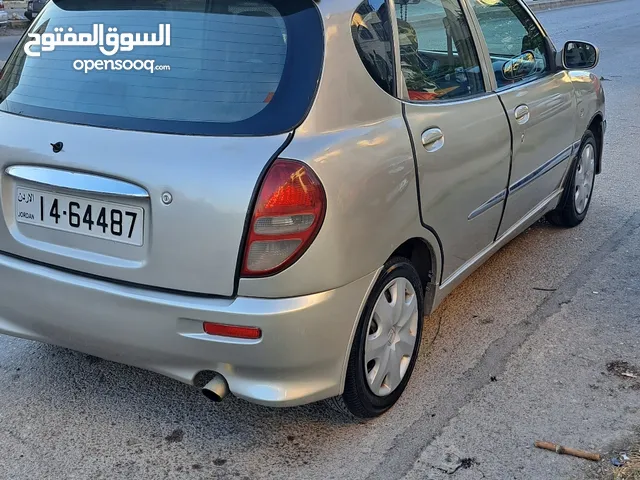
468;0;577;237
394;0;512;282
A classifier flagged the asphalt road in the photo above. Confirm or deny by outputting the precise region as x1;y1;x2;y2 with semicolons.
0;2;638;479
0;34;21;63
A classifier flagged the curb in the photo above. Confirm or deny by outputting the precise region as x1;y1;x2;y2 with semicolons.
527;0;619;11
8;19;29;28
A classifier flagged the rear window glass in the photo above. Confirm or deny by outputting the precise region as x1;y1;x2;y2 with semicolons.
0;0;323;136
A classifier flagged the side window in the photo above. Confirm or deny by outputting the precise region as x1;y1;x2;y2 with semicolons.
352;0;395;96
395;0;485;102
470;0;549;88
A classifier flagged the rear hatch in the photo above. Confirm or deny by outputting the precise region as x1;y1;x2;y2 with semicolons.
0;0;323;296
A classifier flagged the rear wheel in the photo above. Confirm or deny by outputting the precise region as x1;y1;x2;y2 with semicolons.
333;257;424;419
546;131;597;228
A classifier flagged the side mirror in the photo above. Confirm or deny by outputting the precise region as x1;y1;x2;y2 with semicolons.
562;41;599;70
502;51;537;81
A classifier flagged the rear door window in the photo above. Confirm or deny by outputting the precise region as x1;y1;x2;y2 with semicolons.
0;0;323;136
470;0;550;88
395;0;485;102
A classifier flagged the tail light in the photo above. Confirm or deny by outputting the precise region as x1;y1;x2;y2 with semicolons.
203;322;262;340
241;159;325;277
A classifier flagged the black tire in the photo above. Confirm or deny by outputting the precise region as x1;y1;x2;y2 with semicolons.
332;257;424;419
546;131;597;228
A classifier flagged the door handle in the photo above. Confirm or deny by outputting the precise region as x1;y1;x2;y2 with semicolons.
515;104;530;125
421;128;445;152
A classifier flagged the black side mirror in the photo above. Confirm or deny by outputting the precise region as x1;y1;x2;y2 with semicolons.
502;51;537;81
563;41;599;70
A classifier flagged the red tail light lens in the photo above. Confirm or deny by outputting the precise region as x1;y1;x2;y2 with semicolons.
203;322;262;340
242;159;325;276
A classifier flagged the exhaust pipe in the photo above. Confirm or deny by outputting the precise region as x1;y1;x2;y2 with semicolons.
202;374;229;402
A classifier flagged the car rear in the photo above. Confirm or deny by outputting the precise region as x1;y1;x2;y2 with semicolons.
25;0;47;21
0;0;323;296
0;0;370;406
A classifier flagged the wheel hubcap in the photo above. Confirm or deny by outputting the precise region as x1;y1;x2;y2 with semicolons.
574;143;595;215
364;277;419;397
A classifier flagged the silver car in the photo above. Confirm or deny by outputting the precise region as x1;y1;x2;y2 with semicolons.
0;0;604;418
0;1;8;26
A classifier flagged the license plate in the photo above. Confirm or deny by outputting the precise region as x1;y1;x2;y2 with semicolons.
15;187;144;246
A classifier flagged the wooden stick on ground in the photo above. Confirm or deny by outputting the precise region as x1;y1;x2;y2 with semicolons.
535;441;601;462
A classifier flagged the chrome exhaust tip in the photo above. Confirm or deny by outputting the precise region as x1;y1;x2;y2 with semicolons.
202;374;229;402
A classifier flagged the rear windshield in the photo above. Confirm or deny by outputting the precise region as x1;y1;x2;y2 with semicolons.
0;0;323;136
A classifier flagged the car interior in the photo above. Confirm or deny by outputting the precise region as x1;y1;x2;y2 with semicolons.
395;0;547;98
397;17;484;100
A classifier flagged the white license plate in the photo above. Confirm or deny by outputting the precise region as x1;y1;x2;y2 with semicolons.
15;187;144;246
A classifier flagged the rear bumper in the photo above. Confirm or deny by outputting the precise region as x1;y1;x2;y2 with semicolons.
0;253;378;407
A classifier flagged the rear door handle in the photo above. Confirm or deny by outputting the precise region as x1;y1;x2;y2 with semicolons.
421;128;444;152
515;104;530;125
